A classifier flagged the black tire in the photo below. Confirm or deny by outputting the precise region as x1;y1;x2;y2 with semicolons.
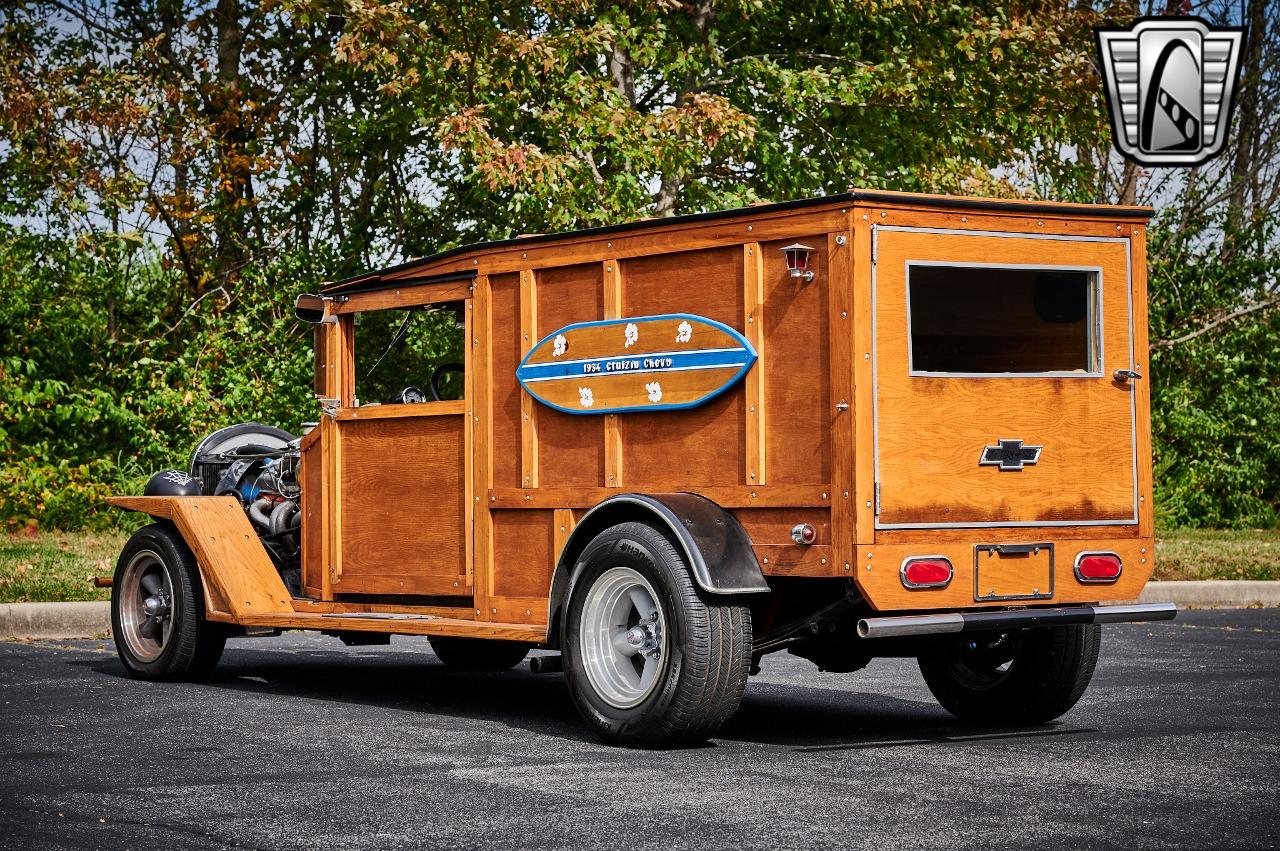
918;624;1101;725
561;522;752;748
427;636;531;670
111;523;225;681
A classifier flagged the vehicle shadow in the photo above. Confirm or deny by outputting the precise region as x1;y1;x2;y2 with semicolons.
76;643;1090;751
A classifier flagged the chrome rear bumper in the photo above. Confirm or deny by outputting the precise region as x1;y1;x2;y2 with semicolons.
857;602;1177;640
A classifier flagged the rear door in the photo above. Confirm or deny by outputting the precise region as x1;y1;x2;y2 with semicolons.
872;226;1138;529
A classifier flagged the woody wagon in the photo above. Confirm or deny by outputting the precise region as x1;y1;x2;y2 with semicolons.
106;189;1176;746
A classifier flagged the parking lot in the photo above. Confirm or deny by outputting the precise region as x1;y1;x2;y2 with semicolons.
1;608;1277;850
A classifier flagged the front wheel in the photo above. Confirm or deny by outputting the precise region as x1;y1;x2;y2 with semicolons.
562;522;752;747
917;624;1101;725
111;523;225;681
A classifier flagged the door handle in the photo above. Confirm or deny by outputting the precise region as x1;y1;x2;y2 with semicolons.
1113;368;1142;382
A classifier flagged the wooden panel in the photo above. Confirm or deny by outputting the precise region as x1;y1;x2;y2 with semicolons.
335;400;466;420
488;595;550;626
490;510;555;599
754;545;840;577
620;247;745;488
853;215;876;544
489;485;831;509
873;231;1136;526
734;507;831;546
1130;226;1155;538
761;235;831;483
337;416;469;594
232;610;547;642
299;437;324;597
472;274;495;619
603;260;623;486
828;225;856;574
743;243;766;485
489;272;522;488
553;508;575;563
852;536;1155;611
520;269;539;488
537;264;605;487
333;280;473;314
159;497;294;618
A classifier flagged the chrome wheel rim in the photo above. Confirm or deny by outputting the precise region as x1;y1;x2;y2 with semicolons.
579;566;668;709
118;549;174;663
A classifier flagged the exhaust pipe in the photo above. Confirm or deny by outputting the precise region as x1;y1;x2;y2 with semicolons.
857;602;1177;640
529;654;563;674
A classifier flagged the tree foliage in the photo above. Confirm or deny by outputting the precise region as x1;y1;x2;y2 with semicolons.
0;0;1275;529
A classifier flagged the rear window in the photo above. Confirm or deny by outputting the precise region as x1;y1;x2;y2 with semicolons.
907;265;1100;374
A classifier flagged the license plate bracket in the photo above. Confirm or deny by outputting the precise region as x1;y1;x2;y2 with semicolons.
974;543;1054;602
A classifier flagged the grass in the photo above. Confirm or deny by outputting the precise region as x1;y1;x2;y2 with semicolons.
1154;528;1280;582
0;527;1276;605
0;531;126;604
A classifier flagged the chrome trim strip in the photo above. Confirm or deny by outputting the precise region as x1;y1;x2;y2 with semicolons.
1073;550;1124;584
899;555;954;589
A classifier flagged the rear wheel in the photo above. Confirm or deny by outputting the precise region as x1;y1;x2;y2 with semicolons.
562;522;752;747
917;624;1101;725
427;636;531;670
111;523;225;680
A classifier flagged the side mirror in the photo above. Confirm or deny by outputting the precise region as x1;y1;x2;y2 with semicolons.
295;293;327;324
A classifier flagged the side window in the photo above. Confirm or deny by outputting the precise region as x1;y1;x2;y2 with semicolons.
907;266;1100;375
353;303;466;404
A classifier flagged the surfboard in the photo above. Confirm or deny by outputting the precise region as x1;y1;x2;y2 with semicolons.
516;313;757;415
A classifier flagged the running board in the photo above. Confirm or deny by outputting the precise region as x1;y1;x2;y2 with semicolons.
857;603;1177;640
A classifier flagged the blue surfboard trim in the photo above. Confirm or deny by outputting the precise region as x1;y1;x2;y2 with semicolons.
516;313;758;416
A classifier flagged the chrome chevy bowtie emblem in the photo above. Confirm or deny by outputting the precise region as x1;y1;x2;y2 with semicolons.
1095;17;1245;167
979;439;1043;472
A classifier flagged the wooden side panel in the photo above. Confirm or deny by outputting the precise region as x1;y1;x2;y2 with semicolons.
619;247;746;488
165;497;293;617
299;434;324;597
743;243;766;485
761;235;831;483
827;224;856;575
537;263;606;487
490;509;555;607
1130;226;1155;540
489;272;522;489
603;260;624;486
336;416;469;595
519;269;539;488
473;274;495;619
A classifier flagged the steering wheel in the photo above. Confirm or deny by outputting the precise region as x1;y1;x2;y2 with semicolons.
430;363;465;401
392;386;427;405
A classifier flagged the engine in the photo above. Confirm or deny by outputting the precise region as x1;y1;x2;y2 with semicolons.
181;422;304;595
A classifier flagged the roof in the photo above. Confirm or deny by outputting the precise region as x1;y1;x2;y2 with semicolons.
322;189;1154;295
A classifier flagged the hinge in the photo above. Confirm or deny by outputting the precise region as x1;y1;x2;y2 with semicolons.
874;481;881;515
870;224;878;265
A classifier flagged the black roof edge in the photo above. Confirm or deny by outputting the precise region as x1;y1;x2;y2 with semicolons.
323;190;1153;294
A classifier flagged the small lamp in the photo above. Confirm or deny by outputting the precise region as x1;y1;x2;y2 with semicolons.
781;243;815;282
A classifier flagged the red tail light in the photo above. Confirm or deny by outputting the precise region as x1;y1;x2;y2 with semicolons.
901;557;953;589
1075;552;1122;583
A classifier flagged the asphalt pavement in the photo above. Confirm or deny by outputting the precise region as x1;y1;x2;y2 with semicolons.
1;609;1277;850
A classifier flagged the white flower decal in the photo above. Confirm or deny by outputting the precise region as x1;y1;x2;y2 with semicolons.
624;322;639;348
646;382;663;403
551;333;568;357
675;320;693;343
578;387;594;408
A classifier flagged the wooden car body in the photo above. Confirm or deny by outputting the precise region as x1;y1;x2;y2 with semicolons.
110;189;1157;643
